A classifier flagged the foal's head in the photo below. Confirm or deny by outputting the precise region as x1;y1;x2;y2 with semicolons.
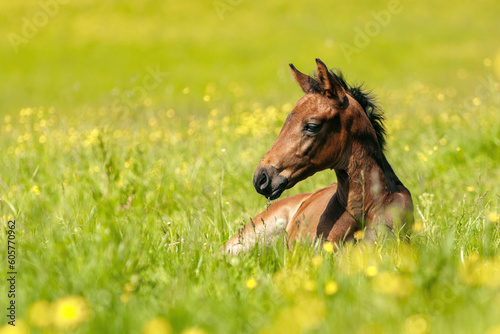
254;59;386;200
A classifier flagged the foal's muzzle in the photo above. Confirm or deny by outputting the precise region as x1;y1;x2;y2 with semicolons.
253;166;289;200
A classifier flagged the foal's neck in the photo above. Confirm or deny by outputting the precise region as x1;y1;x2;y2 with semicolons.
335;141;398;217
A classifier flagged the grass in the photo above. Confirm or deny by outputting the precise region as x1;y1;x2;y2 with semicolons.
0;0;500;333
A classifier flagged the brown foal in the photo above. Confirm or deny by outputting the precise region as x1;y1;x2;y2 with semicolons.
223;59;413;254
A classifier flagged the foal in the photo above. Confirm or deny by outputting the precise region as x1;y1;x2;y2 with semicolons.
224;59;413;254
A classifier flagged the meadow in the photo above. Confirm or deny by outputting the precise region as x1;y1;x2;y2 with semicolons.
0;0;500;333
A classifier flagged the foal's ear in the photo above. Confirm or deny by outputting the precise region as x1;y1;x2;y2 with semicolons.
289;63;316;93
315;58;347;105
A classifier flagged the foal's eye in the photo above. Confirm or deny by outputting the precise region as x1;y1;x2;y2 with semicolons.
303;123;323;134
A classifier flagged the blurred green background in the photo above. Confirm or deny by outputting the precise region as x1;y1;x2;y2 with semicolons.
1;0;499;113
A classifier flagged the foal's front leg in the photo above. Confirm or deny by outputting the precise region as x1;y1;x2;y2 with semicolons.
316;193;359;246
322;211;358;245
222;193;310;255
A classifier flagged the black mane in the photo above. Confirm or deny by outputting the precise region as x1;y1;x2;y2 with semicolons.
311;70;387;150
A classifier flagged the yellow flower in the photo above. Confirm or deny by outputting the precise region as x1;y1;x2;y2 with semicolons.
485;324;500;334
417;152;428;162
487;212;499;223
322;242;334;254
245;277;258;289
460;254;500;288
303;279;317;292
181;327;206;334
124;158;134;169
337;244;380;276
28;300;52;327
0;320;30;334
324;280;339;296
311;255;323;269
143;317;172;334
373;272;414;298
30;185;40;196
412;221;424;233
354;230;364;241
466;186;475;192
404;145;410;152
259;297;326;334
282;297;325;332
469;252;480;262
124;282;135;293
90;128;100;139
148;117;158;127
404;314;430;334
166;109;175;118
120;293;131;304
365;265;378;277
52;296;91;330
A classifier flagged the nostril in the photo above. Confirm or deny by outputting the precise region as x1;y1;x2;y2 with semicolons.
258;170;269;189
